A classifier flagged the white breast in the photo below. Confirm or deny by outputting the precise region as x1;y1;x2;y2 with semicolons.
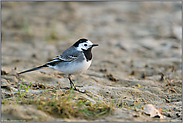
53;60;92;75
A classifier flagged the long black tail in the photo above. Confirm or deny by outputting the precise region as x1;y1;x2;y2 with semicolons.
18;64;47;75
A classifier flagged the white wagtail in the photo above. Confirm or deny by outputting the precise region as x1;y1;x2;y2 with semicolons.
18;38;98;90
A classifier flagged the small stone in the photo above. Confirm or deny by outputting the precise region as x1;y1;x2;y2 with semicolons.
176;112;181;117
99;68;107;72
165;98;170;103
133;113;140;117
141;72;146;79
1;70;8;75
130;70;135;75
104;73;118;82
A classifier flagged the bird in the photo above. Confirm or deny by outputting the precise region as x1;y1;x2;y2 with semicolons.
18;38;98;90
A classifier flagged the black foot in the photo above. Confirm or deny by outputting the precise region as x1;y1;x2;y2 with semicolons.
73;87;85;93
60;86;85;93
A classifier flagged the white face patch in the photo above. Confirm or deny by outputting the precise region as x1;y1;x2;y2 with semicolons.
76;40;93;51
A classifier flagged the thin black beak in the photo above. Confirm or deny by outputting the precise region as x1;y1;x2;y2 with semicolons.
92;44;99;47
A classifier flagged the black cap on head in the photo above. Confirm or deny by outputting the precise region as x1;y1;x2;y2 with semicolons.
73;38;88;47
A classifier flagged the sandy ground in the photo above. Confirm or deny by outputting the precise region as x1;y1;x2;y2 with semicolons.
1;1;182;122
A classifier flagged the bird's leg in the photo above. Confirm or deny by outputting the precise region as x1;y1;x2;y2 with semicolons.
65;74;85;93
68;74;82;91
68;74;74;88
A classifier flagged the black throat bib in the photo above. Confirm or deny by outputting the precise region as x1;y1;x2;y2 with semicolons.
82;47;92;62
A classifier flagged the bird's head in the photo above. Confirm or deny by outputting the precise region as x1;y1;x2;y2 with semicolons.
73;38;98;51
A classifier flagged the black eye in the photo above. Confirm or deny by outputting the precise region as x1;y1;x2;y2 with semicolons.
84;44;87;46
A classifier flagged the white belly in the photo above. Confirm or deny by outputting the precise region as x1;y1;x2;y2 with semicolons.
53;60;92;75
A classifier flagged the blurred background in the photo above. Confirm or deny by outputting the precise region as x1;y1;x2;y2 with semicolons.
1;1;182;75
2;2;181;42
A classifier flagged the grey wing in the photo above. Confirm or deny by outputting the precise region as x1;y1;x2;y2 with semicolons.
46;46;81;66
